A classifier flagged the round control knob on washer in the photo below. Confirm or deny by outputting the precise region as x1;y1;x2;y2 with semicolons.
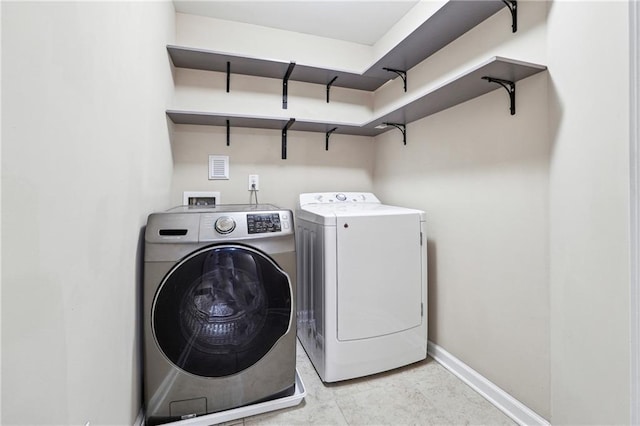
214;216;236;234
336;193;347;201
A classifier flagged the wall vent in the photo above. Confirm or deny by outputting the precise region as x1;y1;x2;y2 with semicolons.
209;155;229;180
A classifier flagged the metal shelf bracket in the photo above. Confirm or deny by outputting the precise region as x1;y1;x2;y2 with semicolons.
226;61;231;93
383;122;407;145
502;0;517;33
325;127;338;150
383;68;407;92
282;62;296;109
482;76;516;115
226;119;230;146
281;118;296;159
326;76;338;103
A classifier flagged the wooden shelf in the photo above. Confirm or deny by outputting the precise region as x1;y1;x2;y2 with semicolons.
167;57;547;138
167;0;508;91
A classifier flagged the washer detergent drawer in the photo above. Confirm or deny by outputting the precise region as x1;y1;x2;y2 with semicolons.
336;213;422;341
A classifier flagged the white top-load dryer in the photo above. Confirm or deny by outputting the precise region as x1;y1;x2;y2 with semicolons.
296;192;427;382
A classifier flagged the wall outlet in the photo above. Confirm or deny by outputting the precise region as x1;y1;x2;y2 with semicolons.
248;174;259;191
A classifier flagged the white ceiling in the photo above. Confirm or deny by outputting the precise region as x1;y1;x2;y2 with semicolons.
173;1;420;46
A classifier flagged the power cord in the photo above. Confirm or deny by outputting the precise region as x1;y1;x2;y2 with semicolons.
250;183;259;205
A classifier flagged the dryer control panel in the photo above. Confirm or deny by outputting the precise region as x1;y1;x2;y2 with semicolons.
299;192;381;206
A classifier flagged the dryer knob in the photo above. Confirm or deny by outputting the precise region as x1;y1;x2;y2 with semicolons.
336;193;347;201
215;216;236;234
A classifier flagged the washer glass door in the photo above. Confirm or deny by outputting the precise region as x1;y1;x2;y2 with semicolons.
152;244;292;377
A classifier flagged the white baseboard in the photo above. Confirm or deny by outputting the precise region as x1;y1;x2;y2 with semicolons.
427;341;550;426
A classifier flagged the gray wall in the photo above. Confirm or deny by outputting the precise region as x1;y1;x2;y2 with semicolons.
374;1;633;422
374;70;550;417
166;1;635;422
1;1;634;424
1;2;175;424
372;2;550;417
170;125;375;210
547;1;631;423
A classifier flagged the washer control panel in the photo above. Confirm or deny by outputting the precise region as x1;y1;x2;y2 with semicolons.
199;210;293;241
247;213;281;234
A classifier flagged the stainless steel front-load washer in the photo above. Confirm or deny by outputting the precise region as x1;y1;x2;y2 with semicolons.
143;204;296;425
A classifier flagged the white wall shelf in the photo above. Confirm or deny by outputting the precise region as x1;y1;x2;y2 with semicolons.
167;56;547;140
166;1;544;158
167;0;510;94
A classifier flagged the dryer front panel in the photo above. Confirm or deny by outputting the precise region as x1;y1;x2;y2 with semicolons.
152;244;292;377
336;213;422;341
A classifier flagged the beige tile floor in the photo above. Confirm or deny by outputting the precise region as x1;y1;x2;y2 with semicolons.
233;341;516;425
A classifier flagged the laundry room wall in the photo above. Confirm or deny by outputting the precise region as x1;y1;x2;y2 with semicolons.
1;2;175;425
175;12;373;74
170;13;377;209
169;125;375;210
374;0;634;423
170;1;556;420
547;1;631;423
172;1;636;422
372;1;551;419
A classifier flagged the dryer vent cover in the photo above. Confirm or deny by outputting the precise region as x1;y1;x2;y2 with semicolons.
209;155;229;180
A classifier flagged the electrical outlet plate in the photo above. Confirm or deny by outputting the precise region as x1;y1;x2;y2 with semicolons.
248;174;259;190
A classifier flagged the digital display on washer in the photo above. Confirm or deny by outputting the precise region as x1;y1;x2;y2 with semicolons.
247;213;281;234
